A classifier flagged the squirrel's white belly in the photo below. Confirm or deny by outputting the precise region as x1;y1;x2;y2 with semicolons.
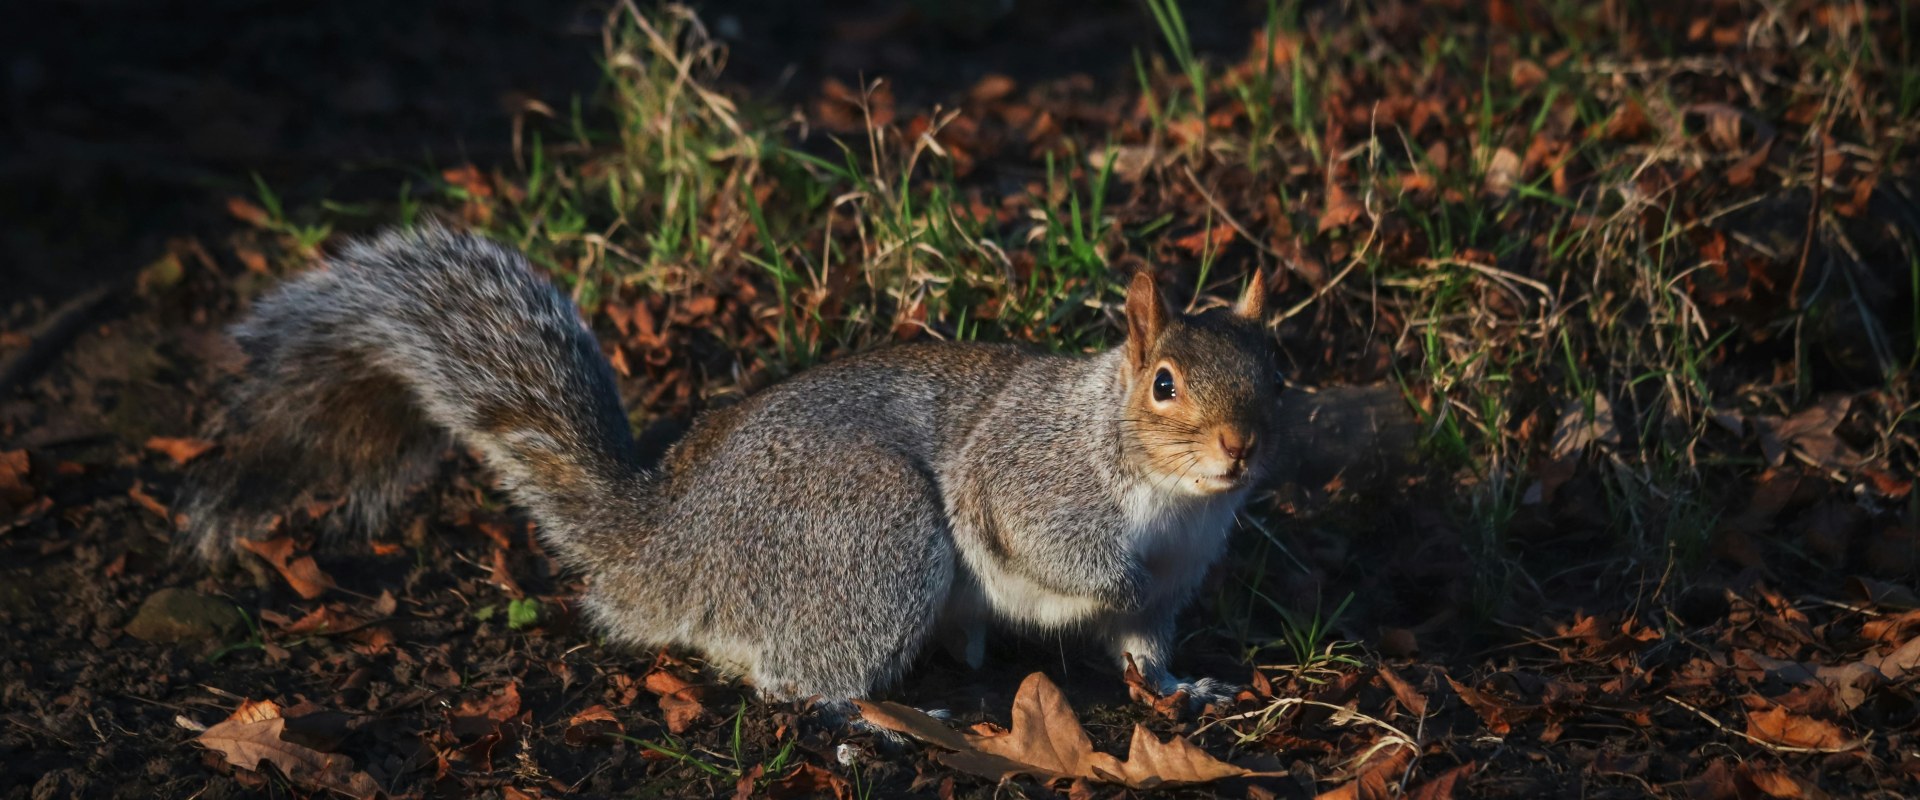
953;489;1243;631
968;557;1111;628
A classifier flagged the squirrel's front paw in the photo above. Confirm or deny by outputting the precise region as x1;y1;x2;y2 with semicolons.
1145;675;1241;712
1167;677;1240;708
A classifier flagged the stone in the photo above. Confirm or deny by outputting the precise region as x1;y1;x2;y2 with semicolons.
124;588;243;643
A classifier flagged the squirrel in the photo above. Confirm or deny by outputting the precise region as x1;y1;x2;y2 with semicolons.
182;225;1282;706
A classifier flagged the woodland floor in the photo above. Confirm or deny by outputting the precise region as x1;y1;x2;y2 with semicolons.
3;1;1919;799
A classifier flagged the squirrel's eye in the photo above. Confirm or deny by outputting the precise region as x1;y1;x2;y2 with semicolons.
1152;368;1177;402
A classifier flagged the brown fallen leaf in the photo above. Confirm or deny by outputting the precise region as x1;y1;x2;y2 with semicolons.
0;450;33;511
1314;742;1415;800
1445;675;1539;735
128;480;174;524
854;700;970;752
1378;666;1428;717
196;708;379;798
238;537;336;599
1482;147;1522;197
1865;637;1920;680
145;436;216;465
643;668;711;734
1744;766;1816;799
1549;394;1620;461
1862;609;1920;643
1743;704;1857;751
451;683;523;738
230;698;285;725
858;672;1263;789
226;197;271;227
281;605;378;637
564;703;623;746
1120;654;1189;718
1405;761;1474;800
765;763;854;799
1317;183;1365;233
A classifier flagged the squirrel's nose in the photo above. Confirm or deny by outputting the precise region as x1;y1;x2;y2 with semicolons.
1219;432;1254;462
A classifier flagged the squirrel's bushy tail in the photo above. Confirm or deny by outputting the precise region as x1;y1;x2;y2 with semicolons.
182;226;640;561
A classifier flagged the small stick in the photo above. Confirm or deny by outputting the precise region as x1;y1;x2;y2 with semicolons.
1788;122;1828;312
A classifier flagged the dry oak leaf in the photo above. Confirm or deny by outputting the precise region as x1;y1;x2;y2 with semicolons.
857;672;1266;789
195;703;379;799
238;537;336;599
145;436;216;465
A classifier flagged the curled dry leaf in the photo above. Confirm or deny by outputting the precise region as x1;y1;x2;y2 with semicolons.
195;701;379;799
856;672;1265;789
238;536;336;599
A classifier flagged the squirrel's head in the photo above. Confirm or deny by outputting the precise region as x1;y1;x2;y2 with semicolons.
1120;270;1280;496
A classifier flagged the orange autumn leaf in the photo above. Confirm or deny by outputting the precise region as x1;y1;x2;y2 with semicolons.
1171;224;1235;256
1742;704;1857;751
145;436;216;465
128;480;174;523
226;197;271;227
238;537;336;599
1318;183;1365;232
643;668;711;734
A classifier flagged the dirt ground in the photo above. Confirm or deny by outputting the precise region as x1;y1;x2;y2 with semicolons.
4;1;1919;799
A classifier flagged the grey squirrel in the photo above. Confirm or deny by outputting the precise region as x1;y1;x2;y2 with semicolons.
183;225;1282;705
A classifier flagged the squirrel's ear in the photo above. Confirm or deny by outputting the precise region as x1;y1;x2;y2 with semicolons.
1126;271;1168;369
1234;269;1269;320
